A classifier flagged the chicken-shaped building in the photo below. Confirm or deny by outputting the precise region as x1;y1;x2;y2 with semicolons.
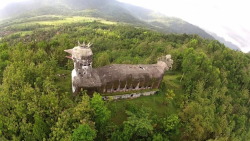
65;42;173;99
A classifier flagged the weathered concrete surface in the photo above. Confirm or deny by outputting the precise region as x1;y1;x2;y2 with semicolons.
95;64;164;93
65;42;173;96
103;91;157;100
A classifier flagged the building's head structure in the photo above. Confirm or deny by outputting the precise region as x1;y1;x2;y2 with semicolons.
65;42;173;98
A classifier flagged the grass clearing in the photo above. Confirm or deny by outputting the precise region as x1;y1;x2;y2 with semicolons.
107;71;184;125
14;16;117;27
55;69;72;93
55;69;184;125
1;15;117;38
15;31;33;36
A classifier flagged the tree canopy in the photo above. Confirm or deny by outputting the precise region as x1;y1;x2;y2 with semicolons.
0;21;250;140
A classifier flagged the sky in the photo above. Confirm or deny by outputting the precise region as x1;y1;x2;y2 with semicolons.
0;0;27;9
118;0;250;52
0;0;249;52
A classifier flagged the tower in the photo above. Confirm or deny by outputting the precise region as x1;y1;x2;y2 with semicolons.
64;42;94;93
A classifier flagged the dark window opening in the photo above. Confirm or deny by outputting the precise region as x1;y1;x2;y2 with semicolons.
139;66;145;70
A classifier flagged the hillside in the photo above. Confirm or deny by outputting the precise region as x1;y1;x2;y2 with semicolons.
1;15;250;140
0;0;249;140
0;0;214;39
208;31;241;51
1;0;242;51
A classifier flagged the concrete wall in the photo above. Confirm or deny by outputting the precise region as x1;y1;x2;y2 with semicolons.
103;91;157;100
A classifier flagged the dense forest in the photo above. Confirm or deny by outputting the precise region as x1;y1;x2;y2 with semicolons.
1;20;250;141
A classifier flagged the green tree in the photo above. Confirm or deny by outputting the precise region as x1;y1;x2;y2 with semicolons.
90;93;111;139
153;133;164;141
50;94;93;140
72;124;96;141
121;109;153;140
33;114;50;140
91;93;111;127
95;52;110;67
165;89;175;105
162;114;179;133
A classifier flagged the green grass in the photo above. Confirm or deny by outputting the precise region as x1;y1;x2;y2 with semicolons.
107;93;166;125
55;69;72;93
8;16;116;28
1;15;117;38
55;69;184;125
14;31;33;37
107;71;184;125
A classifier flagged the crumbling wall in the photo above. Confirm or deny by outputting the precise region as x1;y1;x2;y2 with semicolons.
103;91;157;100
95;64;165;94
65;43;173;97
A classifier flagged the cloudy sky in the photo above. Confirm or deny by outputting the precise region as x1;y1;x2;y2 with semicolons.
118;0;250;52
1;0;249;52
0;0;22;9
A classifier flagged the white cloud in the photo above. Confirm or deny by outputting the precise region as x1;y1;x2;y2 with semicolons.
118;0;250;52
0;0;28;10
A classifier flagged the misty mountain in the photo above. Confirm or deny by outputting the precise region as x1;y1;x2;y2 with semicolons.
121;4;214;39
208;32;241;51
0;0;240;50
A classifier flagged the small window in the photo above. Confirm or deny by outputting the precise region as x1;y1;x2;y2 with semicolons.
139;66;145;70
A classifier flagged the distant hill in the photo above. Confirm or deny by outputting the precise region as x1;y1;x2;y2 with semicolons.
0;0;211;36
121;4;214;39
208;32;241;51
0;0;240;51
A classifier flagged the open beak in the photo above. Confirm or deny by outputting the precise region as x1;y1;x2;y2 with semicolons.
64;49;73;60
64;49;73;54
66;56;73;59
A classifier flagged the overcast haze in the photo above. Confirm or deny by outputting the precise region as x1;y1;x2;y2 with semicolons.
1;0;249;52
118;0;250;53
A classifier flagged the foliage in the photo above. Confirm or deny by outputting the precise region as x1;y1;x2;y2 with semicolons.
123;109;153;140
90;93;111;140
33;114;50;140
50;94;93;140
162;114;179;133
0;18;250;141
91;93;111;126
72;124;96;141
165;89;175;105
111;108;154;141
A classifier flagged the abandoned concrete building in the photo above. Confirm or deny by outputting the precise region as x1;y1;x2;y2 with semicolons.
64;42;173;99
